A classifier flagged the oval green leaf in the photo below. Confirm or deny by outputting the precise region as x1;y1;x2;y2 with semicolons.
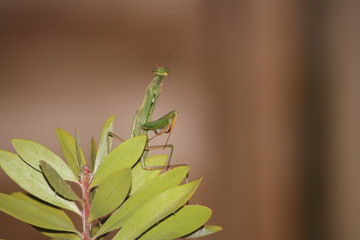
56;128;85;177
138;205;212;240
93;116;114;173
90;137;97;171
89;168;132;221
130;155;167;195
90;135;147;188
11;139;77;182
0;192;78;233
40;161;81;201
95;166;189;238
0;150;81;214
184;225;223;238
112;178;201;240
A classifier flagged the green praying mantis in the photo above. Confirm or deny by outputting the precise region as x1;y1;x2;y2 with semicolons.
110;66;185;170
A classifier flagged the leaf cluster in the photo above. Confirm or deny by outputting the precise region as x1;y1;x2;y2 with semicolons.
0;116;221;239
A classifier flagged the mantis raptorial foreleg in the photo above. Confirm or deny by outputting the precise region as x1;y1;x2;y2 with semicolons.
109;66;186;170
142;110;177;144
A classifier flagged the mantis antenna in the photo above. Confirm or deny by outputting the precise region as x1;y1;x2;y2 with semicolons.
167;44;186;58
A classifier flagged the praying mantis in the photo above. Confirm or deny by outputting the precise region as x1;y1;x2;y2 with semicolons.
110;66;185;170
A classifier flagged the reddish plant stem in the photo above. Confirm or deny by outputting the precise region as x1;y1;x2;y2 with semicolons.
80;166;92;240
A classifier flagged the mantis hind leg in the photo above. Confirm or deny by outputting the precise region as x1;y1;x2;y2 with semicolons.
142;144;187;170
108;132;126;142
108;131;187;179
143;145;189;186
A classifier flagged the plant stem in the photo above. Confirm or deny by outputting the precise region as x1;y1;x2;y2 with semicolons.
81;166;92;240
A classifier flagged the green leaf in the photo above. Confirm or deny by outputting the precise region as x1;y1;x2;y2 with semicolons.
40;161;81;201
138;205;212;240
11;139;77;182
93;116;114;173
90;135;147;188
75;129;86;168
90;224;100;239
112;178;201;240
130;155;167;195
0;192;78;233
90;137;97;172
0;150;81;214
90;224;107;240
89;168;132;221
41;231;81;240
184;225;223;238
56;128;85;178
95;166;189;238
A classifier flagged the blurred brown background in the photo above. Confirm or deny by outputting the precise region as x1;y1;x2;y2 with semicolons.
0;1;359;240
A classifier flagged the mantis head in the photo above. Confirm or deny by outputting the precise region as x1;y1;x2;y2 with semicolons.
153;67;169;77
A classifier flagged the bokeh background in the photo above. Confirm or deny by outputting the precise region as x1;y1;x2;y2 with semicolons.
0;1;359;240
